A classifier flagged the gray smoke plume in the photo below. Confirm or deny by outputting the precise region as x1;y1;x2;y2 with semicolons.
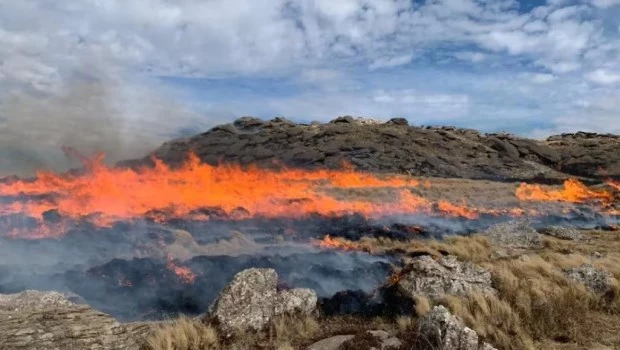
0;76;215;176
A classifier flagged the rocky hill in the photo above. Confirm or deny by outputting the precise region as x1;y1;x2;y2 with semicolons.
119;116;620;182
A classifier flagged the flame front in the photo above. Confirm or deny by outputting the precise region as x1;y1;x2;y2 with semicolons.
0;152;618;239
0;152;498;239
607;180;620;191
313;235;362;251
166;254;196;284
516;179;614;205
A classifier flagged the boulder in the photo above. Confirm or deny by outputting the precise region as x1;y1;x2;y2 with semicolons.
481;220;542;249
307;335;355;350
209;268;317;333
540;226;581;240
392;256;496;302
366;330;403;349
0;291;150;350
415;306;497;350
275;288;317;316
330;116;355;123
488;137;520;159
0;290;75;312
564;265;617;296
388;118;409;126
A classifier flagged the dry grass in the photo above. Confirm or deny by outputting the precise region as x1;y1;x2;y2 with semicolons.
145;316;220;350
144;230;620;350
344;234;494;263
414;294;432;317
334;229;620;349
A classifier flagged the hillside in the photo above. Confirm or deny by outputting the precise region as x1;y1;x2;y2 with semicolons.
119;116;620;182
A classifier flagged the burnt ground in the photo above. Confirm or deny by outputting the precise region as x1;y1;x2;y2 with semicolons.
0;177;618;324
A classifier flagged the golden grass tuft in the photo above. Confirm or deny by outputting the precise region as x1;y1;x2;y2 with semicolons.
271;314;320;345
414;294;431;317
396;315;414;334
427;235;493;263
145;316;220;350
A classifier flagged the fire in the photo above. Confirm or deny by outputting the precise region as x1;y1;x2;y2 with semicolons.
313;235;362;251
437;201;478;220
1;151;617;240
0;152;494;239
607;180;620;191
166;254;196;284
516;178;614;205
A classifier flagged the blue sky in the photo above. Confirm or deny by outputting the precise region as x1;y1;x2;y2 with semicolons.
0;0;620;172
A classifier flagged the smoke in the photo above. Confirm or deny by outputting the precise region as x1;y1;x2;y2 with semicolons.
0;76;211;177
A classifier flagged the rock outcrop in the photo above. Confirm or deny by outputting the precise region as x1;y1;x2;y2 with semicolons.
208;268;317;334
547;132;620;178
307;335;355;350
564;265;617;296
540;226;582;240
415;306;497;350
482;220;543;249
0;290;76;312
391;256;496;303
0;291;150;350
118;116;620;181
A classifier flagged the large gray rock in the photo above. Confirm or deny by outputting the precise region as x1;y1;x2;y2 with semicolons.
307;335;355;350
209;268;317;334
366;330;403;349
540;226;581;240
482;220;542;249
415;306;497;350
0;290;75;312
564;265;617;296
0;291;150;350
394;256;496;301
275;288;317;316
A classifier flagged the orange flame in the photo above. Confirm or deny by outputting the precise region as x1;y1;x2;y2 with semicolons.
166;254;196;284
516;179;614;205
607;180;620;191
0;152;492;239
1;152;617;240
313;235;363;251
437;201;479;220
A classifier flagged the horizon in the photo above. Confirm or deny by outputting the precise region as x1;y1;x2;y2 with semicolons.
0;0;619;174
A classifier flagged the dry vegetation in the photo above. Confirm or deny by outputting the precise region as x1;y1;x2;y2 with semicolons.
336;228;620;349
143;229;620;350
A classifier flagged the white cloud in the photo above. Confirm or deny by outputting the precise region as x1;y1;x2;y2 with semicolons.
297;68;347;85
528;94;620;138
453;51;488;62
369;54;414;69
590;0;620;9
586;69;620;85
265;88;470;122
527;73;557;84
0;0;619;175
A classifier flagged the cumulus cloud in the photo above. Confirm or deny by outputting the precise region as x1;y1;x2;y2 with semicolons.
590;0;620;8
453;51;488;63
528;94;620;138
586;69;620;85
527;73;558;84
0;0;620;174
